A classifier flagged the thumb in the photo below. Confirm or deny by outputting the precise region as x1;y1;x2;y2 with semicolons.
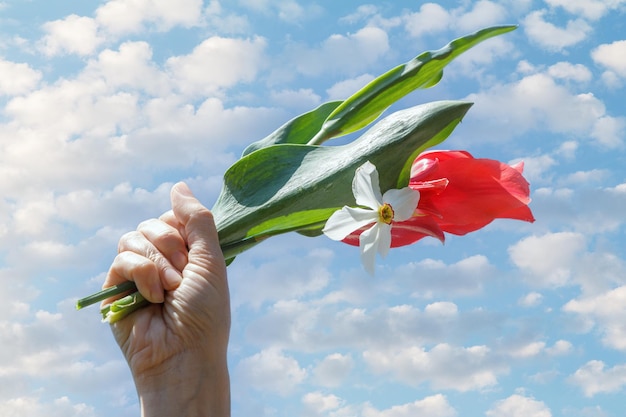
170;182;226;279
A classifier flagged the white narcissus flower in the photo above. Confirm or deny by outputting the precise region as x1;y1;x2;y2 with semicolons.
322;161;420;274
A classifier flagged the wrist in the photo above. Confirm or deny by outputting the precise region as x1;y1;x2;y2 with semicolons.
134;351;230;417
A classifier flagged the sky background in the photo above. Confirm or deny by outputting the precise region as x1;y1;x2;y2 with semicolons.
1;0;626;416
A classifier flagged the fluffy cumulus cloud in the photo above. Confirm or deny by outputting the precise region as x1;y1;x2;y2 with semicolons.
591;40;626;85
392;255;496;298
523;10;592;51
569;360;626;397
0;396;96;417
362;394;457;417
532;183;626;235
166;36;267;95
234;348;307;395
563;286;626;350
239;0;323;23
301;391;343;416
288;26;389;76
95;0;203;34
229;243;333;308
84;41;171;96
325;73;374;101
544;0;626;21
508;232;586;288
465;64;625;148
38;15;103;56
404;1;508;37
246;298;502;354
486;394;552;417
518;292;543;307
363;343;507;391
312;353;354;387
0;59;42;95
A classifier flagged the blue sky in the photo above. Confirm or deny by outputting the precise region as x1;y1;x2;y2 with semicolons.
1;0;626;416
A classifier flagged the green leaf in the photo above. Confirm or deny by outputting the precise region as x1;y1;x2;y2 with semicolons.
242;101;342;156
211;100;472;246
308;25;516;145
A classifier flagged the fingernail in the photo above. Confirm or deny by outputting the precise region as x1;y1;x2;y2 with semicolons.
164;267;182;290
150;284;165;303
172;251;187;272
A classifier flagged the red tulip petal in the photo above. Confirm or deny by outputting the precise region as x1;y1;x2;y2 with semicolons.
410;150;535;236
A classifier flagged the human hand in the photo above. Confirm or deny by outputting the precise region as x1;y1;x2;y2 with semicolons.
103;182;230;417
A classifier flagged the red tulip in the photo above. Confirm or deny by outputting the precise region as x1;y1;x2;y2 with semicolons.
342;150;534;248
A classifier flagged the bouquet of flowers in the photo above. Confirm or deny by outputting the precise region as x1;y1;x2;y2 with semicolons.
77;25;534;323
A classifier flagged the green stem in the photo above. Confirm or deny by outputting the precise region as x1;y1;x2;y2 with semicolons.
75;280;137;310
101;292;149;323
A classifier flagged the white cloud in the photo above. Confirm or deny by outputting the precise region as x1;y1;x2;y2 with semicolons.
229;245;332;308
486;394;552;417
512;154;557;184
239;0;322;23
509;341;546;358
270;88;321;111
455;0;508;33
0;59;42;96
523;10;592;51
84;41;171;96
563;286;626;350
465;70;624;147
509;232;586;287
166;36;267;95
234;348;307;395
55;182;173;230
560;169;609;185
393;255;495;298
301;392;342;415
404;1;507;38
531;183;626;236
546;340;573;356
518;292;543;307
312;353;353;387
404;3;451;37
203;1;251;34
326;74;375;101
39;15;103;56
246;297;501;354
569;360;626;396
340;5;380;25
592;40;626;77
0;396;96;417
544;0;625;21
547;62;592;82
590;115;625;148
362;394;457;417
363;343;506;391
95;0;203;35
289;27;389;77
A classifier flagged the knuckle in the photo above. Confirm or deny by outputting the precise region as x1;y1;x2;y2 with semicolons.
117;230;141;252
137;218;159;231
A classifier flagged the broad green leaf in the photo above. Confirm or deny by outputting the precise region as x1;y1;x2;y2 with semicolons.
211;100;472;247
308;25;516;145
241;101;342;156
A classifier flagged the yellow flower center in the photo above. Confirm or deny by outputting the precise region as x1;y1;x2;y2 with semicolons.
378;203;394;224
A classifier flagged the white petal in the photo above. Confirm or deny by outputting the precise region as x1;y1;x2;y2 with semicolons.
353;161;383;209
322;206;377;241
377;222;392;258
359;222;392;275
382;187;420;222
359;223;381;275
